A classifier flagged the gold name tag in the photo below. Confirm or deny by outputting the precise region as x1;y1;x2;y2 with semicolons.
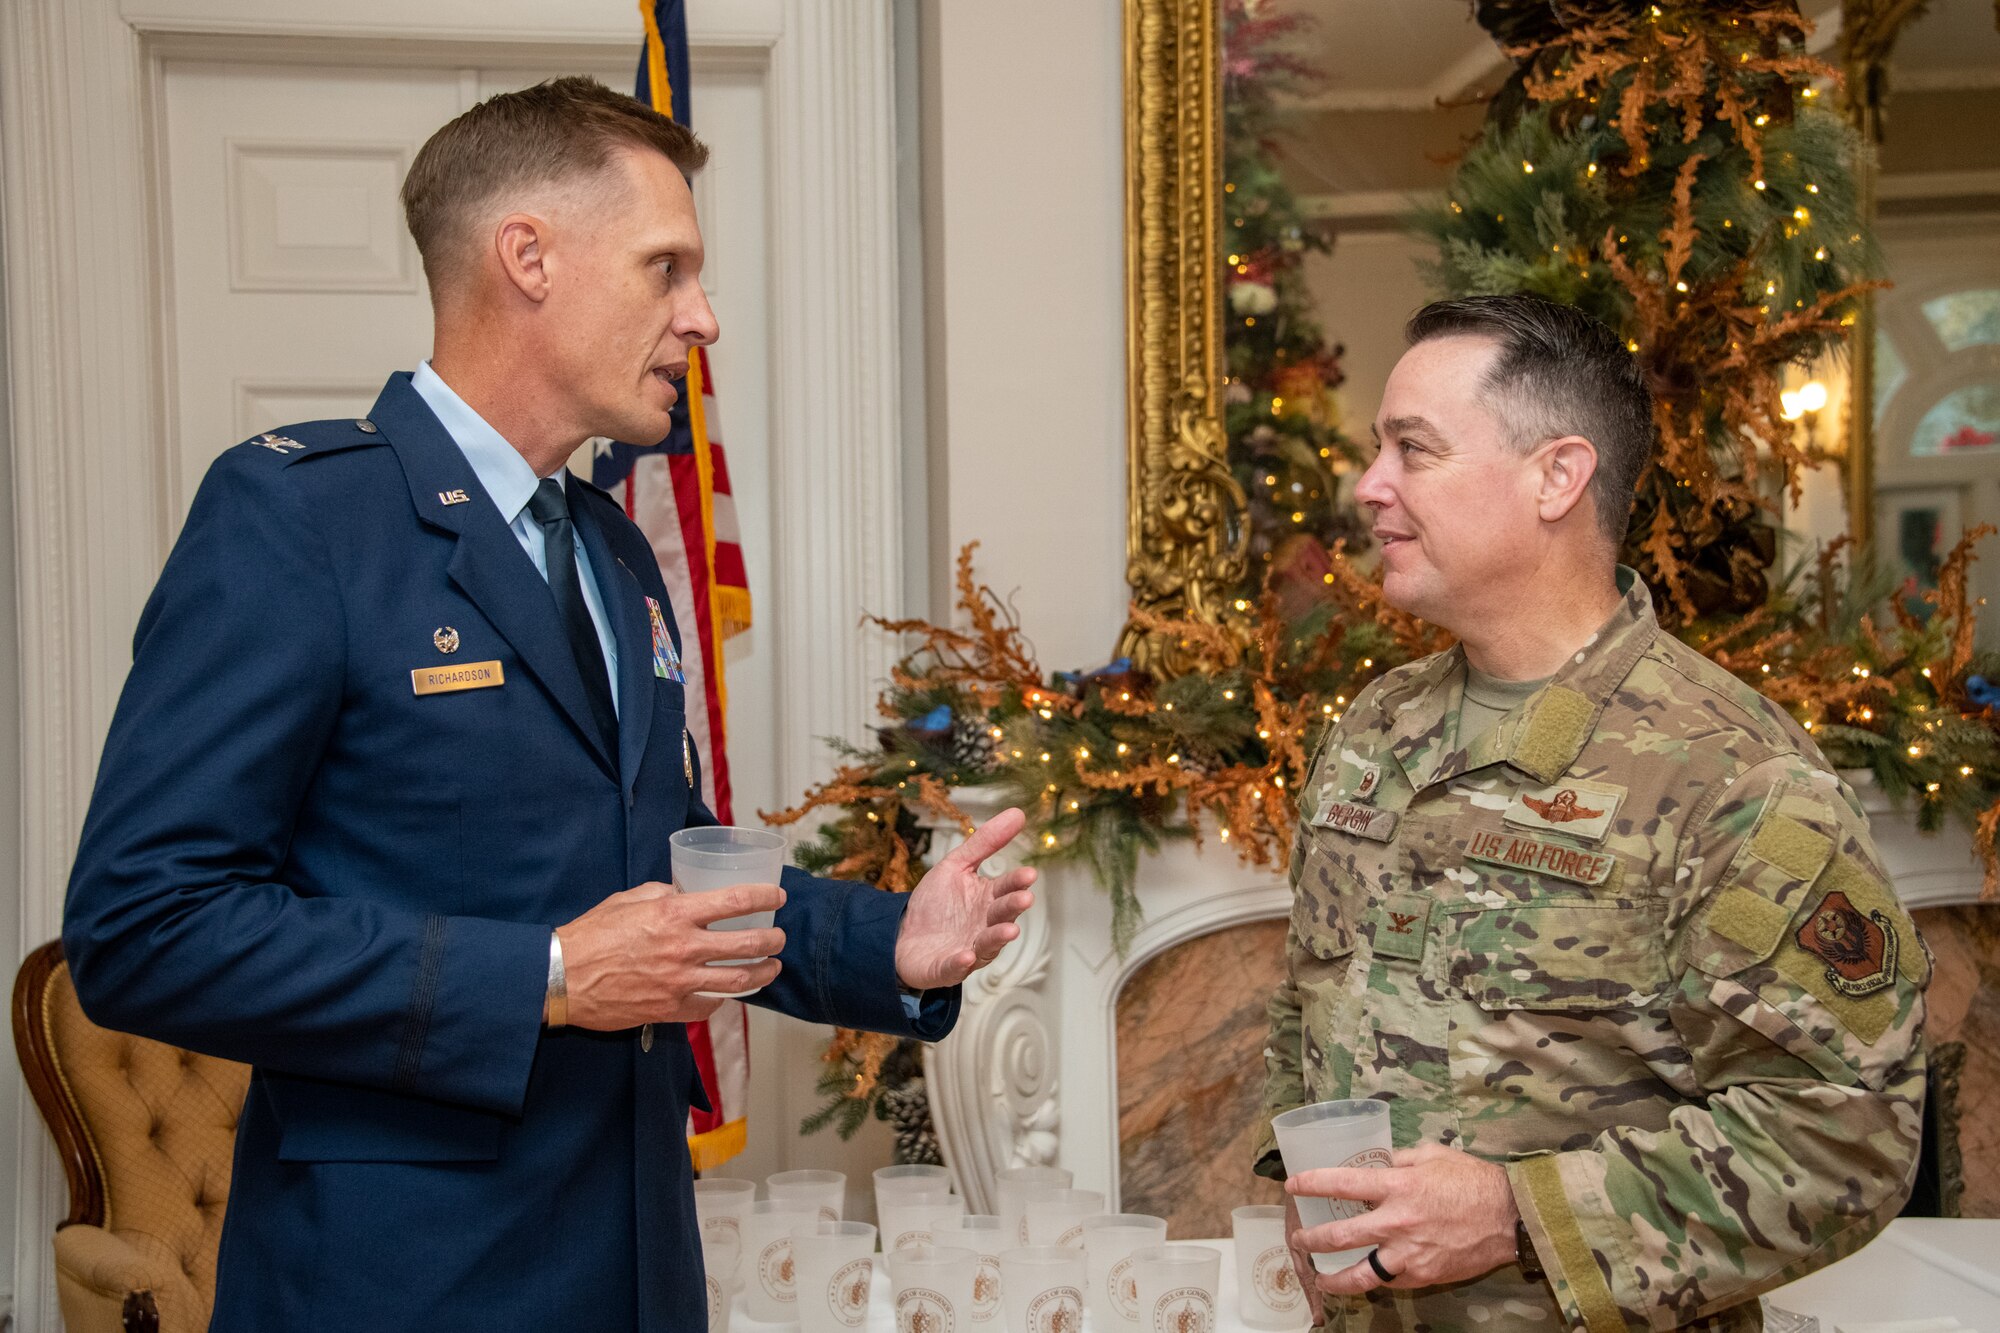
1313;801;1399;842
411;660;505;696
1465;829;1615;885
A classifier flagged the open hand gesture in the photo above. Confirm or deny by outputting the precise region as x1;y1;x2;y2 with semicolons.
893;807;1038;991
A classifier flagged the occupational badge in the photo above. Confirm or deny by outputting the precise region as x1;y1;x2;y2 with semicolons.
433;626;459;654
1504;777;1623;841
646;596;685;682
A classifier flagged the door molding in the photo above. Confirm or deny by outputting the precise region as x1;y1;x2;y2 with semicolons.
0;2;904;1325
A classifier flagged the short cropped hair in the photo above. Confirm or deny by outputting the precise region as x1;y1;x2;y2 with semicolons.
401;75;708;298
1404;294;1654;547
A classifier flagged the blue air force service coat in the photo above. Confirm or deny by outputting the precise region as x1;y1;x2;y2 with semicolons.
62;373;957;1331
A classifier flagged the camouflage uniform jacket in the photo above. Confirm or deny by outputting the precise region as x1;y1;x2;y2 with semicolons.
1254;570;1928;1333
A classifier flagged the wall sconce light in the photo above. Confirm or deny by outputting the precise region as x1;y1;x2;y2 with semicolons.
1781;379;1831;457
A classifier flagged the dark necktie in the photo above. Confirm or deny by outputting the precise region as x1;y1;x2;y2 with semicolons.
527;477;618;752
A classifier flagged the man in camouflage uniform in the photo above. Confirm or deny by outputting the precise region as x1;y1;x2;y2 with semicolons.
1254;294;1927;1332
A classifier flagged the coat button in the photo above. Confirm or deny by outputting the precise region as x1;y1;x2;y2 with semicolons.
641;1023;654;1053
355;418;378;433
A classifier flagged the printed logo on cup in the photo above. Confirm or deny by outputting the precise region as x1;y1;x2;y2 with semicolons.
1150;1288;1214;1333
820;1205;841;1224
970;1259;1002;1318
1108;1258;1141;1320
703;1216;742;1243
896;1286;957;1333
829;1258;873;1328
1330;1147;1394;1222
1252;1247;1303;1312
892;1229;932;1252
706;1275;724;1326
758;1238;797;1301
1028;1286;1083;1333
1056;1224;1086;1248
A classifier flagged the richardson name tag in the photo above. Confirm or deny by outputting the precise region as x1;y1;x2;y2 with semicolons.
1313;800;1399;842
1465;829;1615;886
411;660;506;696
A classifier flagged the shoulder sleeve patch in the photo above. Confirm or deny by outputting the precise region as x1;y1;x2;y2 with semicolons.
1747;814;1834;883
1514;686;1595;781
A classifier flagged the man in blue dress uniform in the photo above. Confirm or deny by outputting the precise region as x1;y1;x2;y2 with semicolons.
62;76;1037;1331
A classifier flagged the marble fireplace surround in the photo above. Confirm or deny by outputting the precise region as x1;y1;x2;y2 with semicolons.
922;775;1992;1218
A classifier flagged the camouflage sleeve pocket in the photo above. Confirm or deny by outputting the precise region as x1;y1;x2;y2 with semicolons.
1291;845;1355;961
1450;900;1669;1010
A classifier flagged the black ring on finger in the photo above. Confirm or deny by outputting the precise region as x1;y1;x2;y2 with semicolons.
1366;1249;1396;1283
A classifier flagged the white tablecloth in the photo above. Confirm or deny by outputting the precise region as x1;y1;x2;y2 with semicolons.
731;1223;2000;1333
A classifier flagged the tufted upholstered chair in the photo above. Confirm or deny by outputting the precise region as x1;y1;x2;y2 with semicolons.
12;941;250;1333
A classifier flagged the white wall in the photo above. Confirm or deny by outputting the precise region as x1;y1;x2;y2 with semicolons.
921;0;1129;670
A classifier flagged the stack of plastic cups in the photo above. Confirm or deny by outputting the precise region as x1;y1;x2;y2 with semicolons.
1130;1245;1222;1333
742;1199;816;1323
791;1220;878;1333
1079;1213;1168;1332
931;1214;1007;1327
994;1165;1072;1249
999;1246;1086;1333
886;1244;979;1333
1232;1204;1310;1330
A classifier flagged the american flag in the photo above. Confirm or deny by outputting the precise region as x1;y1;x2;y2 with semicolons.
601;0;754;1172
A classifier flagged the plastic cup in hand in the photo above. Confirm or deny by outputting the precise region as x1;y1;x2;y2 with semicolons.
669;826;786;997
699;1225;740;1333
999;1246;1085;1333
880;1189;963;1254
791;1221;878;1333
995;1166;1072;1248
1232;1205;1309;1330
1079;1213;1167;1333
931;1214;1006;1326
695;1177;757;1287
1130;1245;1221;1333
770;1169;847;1224
1023;1189;1104;1249
742;1199;815;1322
887;1244;978;1333
1269;1099;1392;1273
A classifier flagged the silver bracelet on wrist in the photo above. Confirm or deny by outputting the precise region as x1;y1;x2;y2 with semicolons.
545;932;568;1029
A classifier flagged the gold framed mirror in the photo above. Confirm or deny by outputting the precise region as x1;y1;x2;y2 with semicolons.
1120;0;1242;665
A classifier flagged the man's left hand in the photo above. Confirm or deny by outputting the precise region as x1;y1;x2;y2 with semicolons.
894;807;1037;991
1287;1142;1518;1294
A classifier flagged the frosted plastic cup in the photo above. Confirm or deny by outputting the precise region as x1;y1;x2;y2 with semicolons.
1079;1212;1168;1332
770;1169;848;1224
791;1221;878;1333
887;1244;979;1333
995;1165;1072;1247
1232;1205;1309;1330
669;825;786;996
931;1214;1007;1326
695;1177;758;1286
1130;1245;1221;1333
742;1199;815;1322
875;1164;953;1204
1269;1099;1392;1273
1023;1188;1104;1249
700;1226;740;1333
880;1189;963;1253
998;1246;1086;1333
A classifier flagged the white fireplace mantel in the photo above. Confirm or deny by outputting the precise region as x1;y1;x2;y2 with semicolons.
921;774;1990;1217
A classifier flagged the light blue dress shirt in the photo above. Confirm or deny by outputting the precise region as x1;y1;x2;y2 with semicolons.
411;362;619;716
